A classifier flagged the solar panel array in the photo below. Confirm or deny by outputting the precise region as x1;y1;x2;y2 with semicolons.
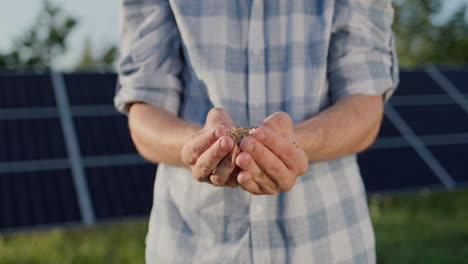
0;67;467;231
0;73;156;231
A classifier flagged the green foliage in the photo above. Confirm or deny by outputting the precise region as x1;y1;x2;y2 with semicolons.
370;189;468;263
394;0;468;68
0;0;117;72
0;220;147;264
0;190;467;263
0;0;77;72
74;38;117;72
74;38;95;72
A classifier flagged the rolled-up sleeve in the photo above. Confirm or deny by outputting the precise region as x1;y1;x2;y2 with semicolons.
328;0;399;102
114;0;183;115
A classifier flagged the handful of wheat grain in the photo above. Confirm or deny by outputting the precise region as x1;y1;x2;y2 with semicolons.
225;126;301;150
225;126;257;145
222;126;302;174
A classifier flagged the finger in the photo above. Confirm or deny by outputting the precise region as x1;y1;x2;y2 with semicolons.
209;146;239;186
181;127;225;165
205;107;235;129
251;126;308;175
239;137;295;191
192;135;234;181
236;152;278;194
225;167;240;188
237;170;262;195
261;111;294;136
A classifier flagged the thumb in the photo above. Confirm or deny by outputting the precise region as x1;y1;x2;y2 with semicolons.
261;111;294;136
205;107;235;129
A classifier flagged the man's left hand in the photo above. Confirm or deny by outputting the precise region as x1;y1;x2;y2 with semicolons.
235;112;309;195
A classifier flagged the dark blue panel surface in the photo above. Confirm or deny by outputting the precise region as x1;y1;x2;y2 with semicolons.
429;144;468;184
0;170;81;229
64;74;117;105
395;71;445;95
86;164;156;219
0;119;67;162
441;69;468;93
0;74;56;108
395;105;468;135
378;116;401;137
358;148;443;192
74;116;136;156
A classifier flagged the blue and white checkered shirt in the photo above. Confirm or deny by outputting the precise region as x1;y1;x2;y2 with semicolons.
115;0;398;263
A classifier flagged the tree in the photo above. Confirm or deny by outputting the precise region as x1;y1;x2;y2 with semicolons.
74;38;117;72
393;0;468;68
0;0;78;72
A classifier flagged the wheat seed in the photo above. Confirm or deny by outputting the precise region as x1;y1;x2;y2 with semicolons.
225;126;256;145
225;126;302;150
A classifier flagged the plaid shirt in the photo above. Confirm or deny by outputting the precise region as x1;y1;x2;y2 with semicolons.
115;0;398;263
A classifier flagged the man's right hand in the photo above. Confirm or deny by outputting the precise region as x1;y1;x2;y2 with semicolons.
181;108;239;188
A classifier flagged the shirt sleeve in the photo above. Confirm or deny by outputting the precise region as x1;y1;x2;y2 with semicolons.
114;0;183;115
328;0;399;103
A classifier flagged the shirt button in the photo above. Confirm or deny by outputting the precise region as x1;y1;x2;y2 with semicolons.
255;205;263;214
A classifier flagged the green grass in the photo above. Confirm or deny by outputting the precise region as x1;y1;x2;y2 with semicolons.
1;190;467;264
0;219;148;264
370;189;468;264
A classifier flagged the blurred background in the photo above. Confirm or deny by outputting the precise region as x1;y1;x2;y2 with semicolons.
0;0;467;263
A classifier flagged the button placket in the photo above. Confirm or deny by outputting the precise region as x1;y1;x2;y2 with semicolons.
249;195;271;264
247;0;266;126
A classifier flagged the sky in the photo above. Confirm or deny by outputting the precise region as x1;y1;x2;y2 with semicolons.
0;0;467;70
0;0;119;70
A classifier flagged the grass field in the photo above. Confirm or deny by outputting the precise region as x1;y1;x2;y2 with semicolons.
1;189;467;264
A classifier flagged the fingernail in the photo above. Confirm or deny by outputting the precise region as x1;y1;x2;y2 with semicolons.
241;155;250;166
219;123;228;129
215;128;224;138
238;173;251;184
245;142;254;152
220;138;227;150
210;175;220;185
254;129;265;141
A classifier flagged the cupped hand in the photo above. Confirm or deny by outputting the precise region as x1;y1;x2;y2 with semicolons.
235;112;309;195
181;107;240;188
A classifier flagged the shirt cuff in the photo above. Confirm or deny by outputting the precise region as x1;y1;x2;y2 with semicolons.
329;38;399;103
114;85;181;115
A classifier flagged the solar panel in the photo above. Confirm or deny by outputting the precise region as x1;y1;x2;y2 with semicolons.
74;116;137;156
440;69;468;93
358;148;443;192
0;68;467;231
429;144;468;184
0;74;56;108
394;70;445;95
86;164;156;219
0;170;81;229
395;104;468;135
0;119;67;162
377;116;402;137
64;74;117;106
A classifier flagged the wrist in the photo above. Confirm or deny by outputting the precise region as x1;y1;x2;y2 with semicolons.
294;117;324;162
